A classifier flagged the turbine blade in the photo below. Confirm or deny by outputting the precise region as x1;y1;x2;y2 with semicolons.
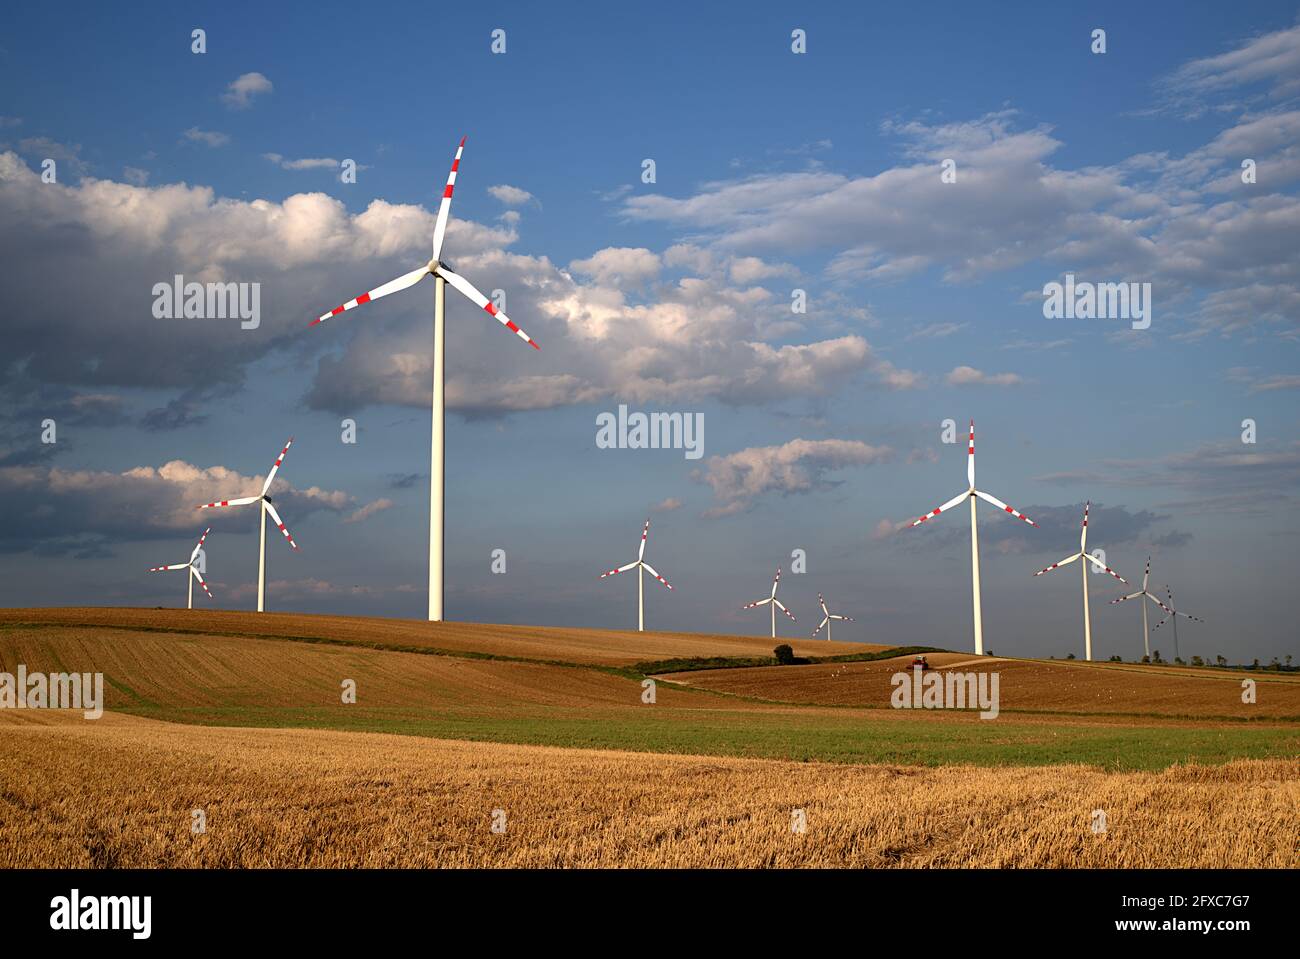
774;599;796;622
638;519;649;561
263;500;299;551
1143;556;1151;590
974;489;1036;526
641;562;673;590
742;598;772;610
1109;591;1143;605
1144;592;1175;615
148;563;189;572
190;565;213;599
436;265;540;349
813;616;828;637
771;566;782;598
310;266;430;326
198;496;260;509
1033;553;1080;576
261;437;294;496
1080;501;1091;551
189;526;212;562
818;592;828;616
912;491;970;527
1083;552;1128;584
599;561;639;579
967;419;975;488
431;136;465;263
834;615;854;622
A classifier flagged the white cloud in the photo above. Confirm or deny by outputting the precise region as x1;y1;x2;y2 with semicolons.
487;184;535;206
651;497;682;512
694;438;893;517
264;153;339;171
946;365;1023;387
181;127;229;148
344;498;394;523
221;72;273;109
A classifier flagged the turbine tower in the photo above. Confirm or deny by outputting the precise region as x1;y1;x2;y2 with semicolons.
909;420;1036;655
1109;556;1176;660
597;519;674;631
742;567;796;639
812;592;853;641
310;137;541;622
1154;584;1203;663
147;527;213;609
1032;501;1128;661
197;438;299;612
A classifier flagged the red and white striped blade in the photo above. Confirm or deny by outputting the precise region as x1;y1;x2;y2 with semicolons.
1109;591;1144;605
911;490;969;527
1142;556;1151;591
742;598;772;610
436;265;540;350
1080;501;1091;551
966;419;976;488
833;614;854;622
263;500;299;550
148;563;189;572
638;519;650;561
974;489;1036;526
431;137;465;264
190;565;213;599
1034;552;1080;576
813;616;829;637
1083;552;1127;584
599;561;638;579
262;437;294;496
642;561;673;590
189;526;211;562
1145;592;1175;615
198;496;260;509
1174;609;1204;623
774;599;796;622
310;266;430;327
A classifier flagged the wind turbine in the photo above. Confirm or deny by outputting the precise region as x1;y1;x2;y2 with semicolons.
598;519;673;631
1153;584;1202;663
309;137;541;623
196;438;299;612
742;567;796;639
909;420;1036;655
812;593;853;641
1109;556;1176;660
1032;502;1128;661
147;527;213;609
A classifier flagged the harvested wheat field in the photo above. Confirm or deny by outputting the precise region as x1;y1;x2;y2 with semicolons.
0;716;1295;868
662;653;1300;720
0;607;873;666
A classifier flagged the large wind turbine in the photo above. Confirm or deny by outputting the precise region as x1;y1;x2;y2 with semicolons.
147;527;213;609
1032;501;1128;661
909;420;1036;655
1109;556;1176;660
196;438;299;612
310;137;541;623
598;519;674;631
742;567;796;639
1153;584;1203;663
812;592;853;641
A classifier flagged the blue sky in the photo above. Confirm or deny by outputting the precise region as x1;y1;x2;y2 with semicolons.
1;1;1298;664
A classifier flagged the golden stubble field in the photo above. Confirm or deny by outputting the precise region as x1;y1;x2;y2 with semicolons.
2;715;1296;868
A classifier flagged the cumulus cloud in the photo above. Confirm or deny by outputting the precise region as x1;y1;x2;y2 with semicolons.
487;184;535;206
651;497;682;512
0;459;352;556
946;365;1023;387
181;127;229;148
694;438;892;517
264;153;339;171
344;498;394;523
221;72;273;109
569;247;661;287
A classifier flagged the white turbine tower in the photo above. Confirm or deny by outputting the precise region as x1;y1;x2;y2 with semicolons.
1153;584;1203;663
196;438;299;612
598;519;674;631
147;527;213;609
1032;501;1128;661
812;592;853;641
742;567;796;639
310;137;541;623
1109;556;1176;660
909;420;1036;655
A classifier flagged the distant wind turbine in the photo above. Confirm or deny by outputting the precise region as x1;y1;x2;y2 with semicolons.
1109;556;1176;660
147;527;213;609
598;519;673;631
910;419;1036;655
310;137;541;623
812;592;853;641
743;567;796;639
196;437;299;612
1153;584;1202;663
1033;501;1128;661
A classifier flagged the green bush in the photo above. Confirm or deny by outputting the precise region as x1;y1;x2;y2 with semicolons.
774;644;795;665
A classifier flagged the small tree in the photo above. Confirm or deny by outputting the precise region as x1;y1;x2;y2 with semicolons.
774;644;795;665
1191;655;1204;667
1141;655;1150;664
1109;655;1122;662
1066;653;1076;660
1152;650;1163;663
1216;655;1226;668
